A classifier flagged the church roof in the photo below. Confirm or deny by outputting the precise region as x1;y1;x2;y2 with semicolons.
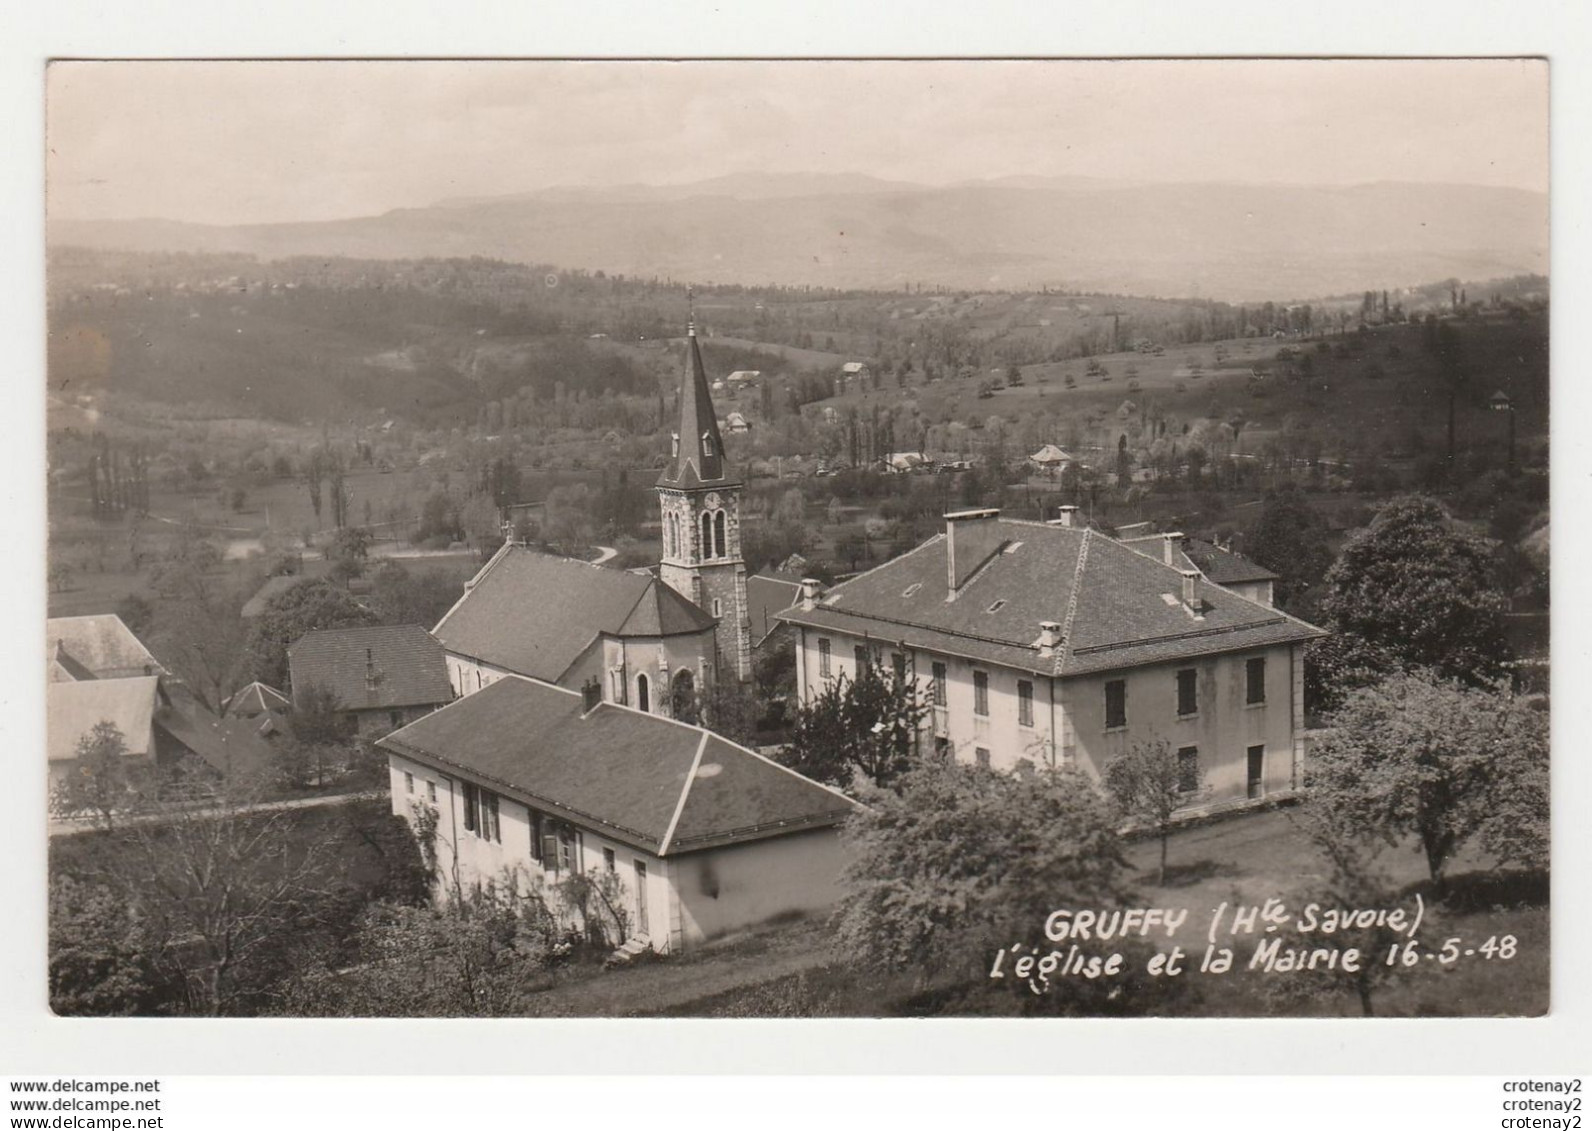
657;325;739;490
432;547;716;682
379;676;859;856
779;516;1323;679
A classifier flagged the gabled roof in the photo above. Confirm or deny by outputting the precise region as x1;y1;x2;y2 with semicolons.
379;677;858;856
432;547;714;681
45;615;163;680
779;517;1324;679
156;689;277;780
47;676;161;762
657;326;738;490
288;624;452;711
1179;538;1280;586
746;571;805;646
1029;444;1076;464
224;680;291;718
49;642;99;683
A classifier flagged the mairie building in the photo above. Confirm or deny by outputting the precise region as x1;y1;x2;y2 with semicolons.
778;506;1326;809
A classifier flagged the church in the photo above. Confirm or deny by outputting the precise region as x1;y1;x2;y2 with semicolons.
432;317;753;717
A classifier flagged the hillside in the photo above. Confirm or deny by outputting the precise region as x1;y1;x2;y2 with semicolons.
50;176;1547;302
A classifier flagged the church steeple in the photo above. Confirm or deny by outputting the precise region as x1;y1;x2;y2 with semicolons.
655;304;752;682
658;316;735;489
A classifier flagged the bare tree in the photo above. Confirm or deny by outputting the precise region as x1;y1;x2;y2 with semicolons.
1102;738;1208;885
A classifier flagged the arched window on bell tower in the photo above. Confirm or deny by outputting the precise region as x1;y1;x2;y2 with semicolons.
700;510;714;560
713;510;727;558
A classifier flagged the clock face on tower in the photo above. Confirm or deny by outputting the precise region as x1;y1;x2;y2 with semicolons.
705;492;722;509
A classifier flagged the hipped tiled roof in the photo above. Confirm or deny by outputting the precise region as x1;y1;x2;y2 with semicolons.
779;517;1323;678
288;624;452;711
379;676;858;856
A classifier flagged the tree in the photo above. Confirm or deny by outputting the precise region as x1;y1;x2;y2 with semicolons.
1102;738;1207;885
1319;496;1511;689
147;573;250;714
1305;672;1547;890
779;666;926;790
326;526;373;583
1245;487;1334;613
49;874;165;1016
368;561;465;629
51;722;137;831
832;760;1129;989
245;578;379;688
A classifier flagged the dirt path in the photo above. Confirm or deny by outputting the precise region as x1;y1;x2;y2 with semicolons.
525;918;832;1017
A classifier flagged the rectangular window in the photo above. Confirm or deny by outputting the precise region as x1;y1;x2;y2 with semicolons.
854;644;870;672
529;809;544;862
891;652;907;682
1105;679;1127;728
934;736;951;759
1017;680;1034;727
404;772;414;795
1246;657;1267;705
603;847;616;873
426;780;437;804
1177;746;1200;793
973;670;989;716
818;638;832;679
1177;668;1198;717
975;747;991;768
462;783;500;842
931;661;948;707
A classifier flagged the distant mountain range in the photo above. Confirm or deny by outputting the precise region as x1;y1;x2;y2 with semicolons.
50;174;1548;301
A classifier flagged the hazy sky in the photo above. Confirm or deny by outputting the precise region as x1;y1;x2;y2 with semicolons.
47;58;1548;225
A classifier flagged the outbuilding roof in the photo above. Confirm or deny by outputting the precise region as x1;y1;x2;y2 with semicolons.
47;676;161;762
745;571;805;646
432;546;715;681
779;516;1323;678
379;677;858;856
45;615;163;680
288;624;452;711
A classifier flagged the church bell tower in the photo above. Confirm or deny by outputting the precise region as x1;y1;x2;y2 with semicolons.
657;310;753;682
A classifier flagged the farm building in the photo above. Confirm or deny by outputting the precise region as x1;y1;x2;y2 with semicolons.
287;624;453;738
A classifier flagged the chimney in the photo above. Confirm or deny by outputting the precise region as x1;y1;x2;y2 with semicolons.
1179;569;1203;614
1162;531;1185;566
1035;620;1063;652
800;578;824;610
945;508;1004;596
364;647;379;693
581;677;602;713
1049;505;1080;528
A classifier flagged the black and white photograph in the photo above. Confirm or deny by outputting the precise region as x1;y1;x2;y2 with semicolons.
39;57;1552;1023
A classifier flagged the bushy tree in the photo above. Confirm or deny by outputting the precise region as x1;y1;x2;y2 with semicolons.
245;578;378;687
779;667;926;790
49;874;165;1016
833;760;1129;987
1319;496;1511;690
1246;487;1334;612
1305;672;1547;889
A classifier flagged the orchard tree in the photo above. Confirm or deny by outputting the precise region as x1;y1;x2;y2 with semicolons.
1305;672;1547;890
1319;496;1511;689
1103;738;1207;885
779;666;926;790
51;722;137;830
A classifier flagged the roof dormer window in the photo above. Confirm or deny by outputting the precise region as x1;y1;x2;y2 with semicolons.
671;433;680;458
702;431;715;458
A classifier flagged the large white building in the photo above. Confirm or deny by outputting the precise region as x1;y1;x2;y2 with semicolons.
778;507;1325;808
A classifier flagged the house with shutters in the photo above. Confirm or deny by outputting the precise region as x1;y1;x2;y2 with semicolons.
287;623;453;738
777;506;1326;810
378;675;859;952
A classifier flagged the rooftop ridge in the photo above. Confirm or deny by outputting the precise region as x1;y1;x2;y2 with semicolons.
1056;528;1093;673
658;731;709;856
